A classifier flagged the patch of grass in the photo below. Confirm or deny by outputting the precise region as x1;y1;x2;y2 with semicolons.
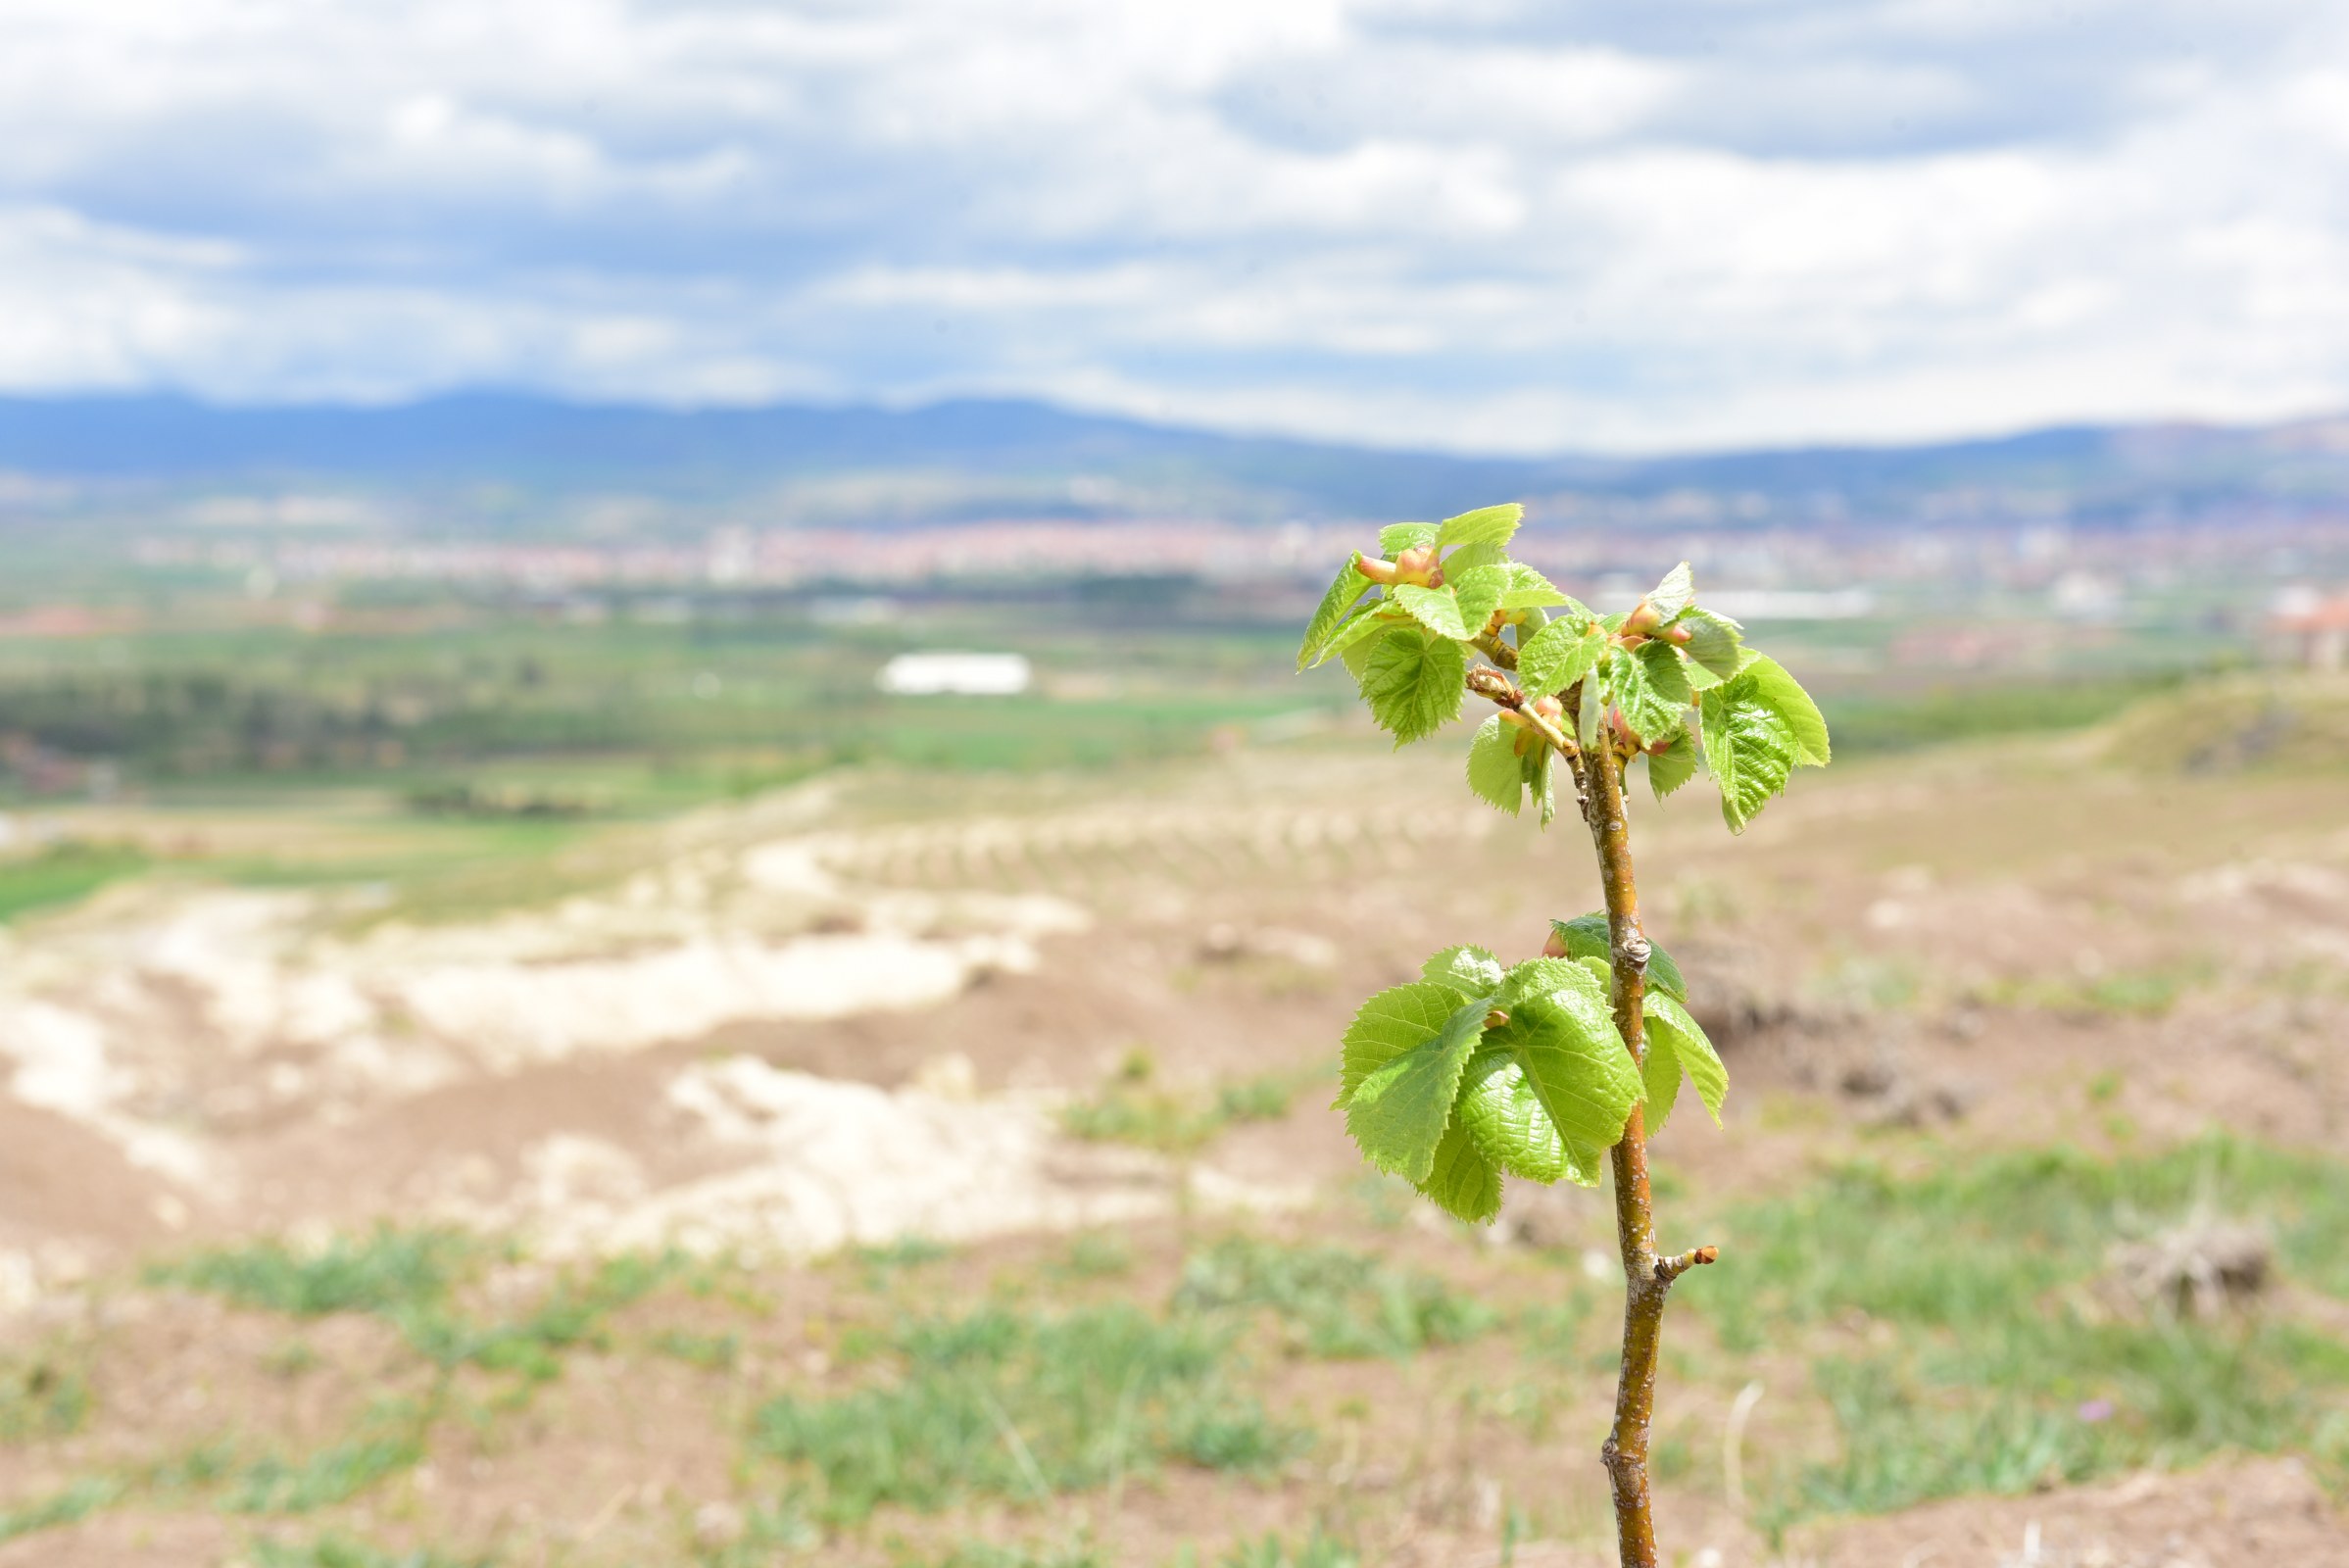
852;1236;953;1272
250;1532;492;1568
914;1544;1106;1568
1698;1136;2349;1531
150;1227;477;1316
751;1303;1293;1523
1982;963;2210;1019
1054;1234;1134;1280
0;1476;122;1544
1060;1068;1311;1154
0;1348;91;1441
653;1329;741;1372
226;1399;431;1514
1191;1532;1360;1568
1825;672;2188;756
1173;1237;1495;1359
398;1252;676;1383
0;842;146;923
1514;1292;1600;1365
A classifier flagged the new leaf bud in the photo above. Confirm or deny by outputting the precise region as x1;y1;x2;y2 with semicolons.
1393;545;1444;587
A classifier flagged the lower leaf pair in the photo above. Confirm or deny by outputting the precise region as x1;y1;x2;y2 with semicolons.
1335;923;1730;1223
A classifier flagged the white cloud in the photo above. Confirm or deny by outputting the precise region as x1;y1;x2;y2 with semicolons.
0;0;2340;451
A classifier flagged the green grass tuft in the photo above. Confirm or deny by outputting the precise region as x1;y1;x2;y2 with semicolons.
0;1348;91;1442
1174;1237;1495;1359
226;1400;431;1515
150;1228;476;1317
250;1532;492;1568
0;1477;122;1544
1700;1134;2349;1530
752;1304;1293;1523
0;842;147;924
1060;1068;1311;1154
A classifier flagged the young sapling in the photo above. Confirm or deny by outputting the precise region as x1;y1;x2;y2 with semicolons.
1297;505;1829;1567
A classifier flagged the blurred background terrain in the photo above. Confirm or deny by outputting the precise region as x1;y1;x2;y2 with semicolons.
0;396;2345;1566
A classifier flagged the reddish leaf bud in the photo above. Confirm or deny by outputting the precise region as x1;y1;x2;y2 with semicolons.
1393;545;1444;587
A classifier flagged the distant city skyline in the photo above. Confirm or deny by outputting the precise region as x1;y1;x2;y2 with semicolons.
3;2;2347;455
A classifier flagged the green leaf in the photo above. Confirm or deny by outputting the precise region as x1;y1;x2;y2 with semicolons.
1644;991;1727;1126
1422;944;1506;997
1699;660;1813;831
1465;715;1525;815
1392;583;1474;641
1499;565;1572;612
1344;998;1491;1183
1436;503;1522;553
1297;559;1372;670
1577;673;1605;752
1644;562;1695;621
1516;615;1604;698
1673;608;1744;683
1457;1048;1566;1183
1640;1027;1683;1135
1529;743;1557;828
1440;541;1509;580
1494;955;1592;1010
1339;981;1462;1102
1485;957;1642;1153
1741;653;1831;765
1545;913;1688;1003
1450;565;1508;638
1326;607;1400;674
1646;721;1698;802
1608;640;1693;747
1379;521;1439;555
1416;1112;1504;1224
1358;628;1466;744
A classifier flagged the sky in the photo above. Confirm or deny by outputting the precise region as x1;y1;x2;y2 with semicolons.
4;0;2348;455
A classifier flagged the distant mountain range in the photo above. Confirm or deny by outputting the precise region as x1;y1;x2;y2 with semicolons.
2;392;2345;527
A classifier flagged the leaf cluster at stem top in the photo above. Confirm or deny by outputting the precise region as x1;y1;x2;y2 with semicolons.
1296;505;1829;833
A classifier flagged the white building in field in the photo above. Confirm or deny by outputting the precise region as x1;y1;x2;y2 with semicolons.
876;653;1033;696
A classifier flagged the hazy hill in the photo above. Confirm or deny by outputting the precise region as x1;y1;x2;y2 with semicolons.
1;392;2344;527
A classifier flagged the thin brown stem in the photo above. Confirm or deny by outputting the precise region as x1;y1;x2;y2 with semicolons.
1577;739;1713;1568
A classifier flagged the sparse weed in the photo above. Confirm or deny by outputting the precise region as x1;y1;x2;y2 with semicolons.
1059;1065;1307;1154
0;1476;122;1543
0;1348;91;1441
751;1303;1293;1522
1173;1236;1494;1359
1981;962;2212;1020
853;1236;953;1272
1054;1233;1134;1279
150;1227;476;1316
250;1533;492;1568
654;1329;741;1371
1700;1135;2349;1530
911;1542;1106;1568
398;1251;677;1382
226;1398;431;1514
1194;1531;1360;1568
